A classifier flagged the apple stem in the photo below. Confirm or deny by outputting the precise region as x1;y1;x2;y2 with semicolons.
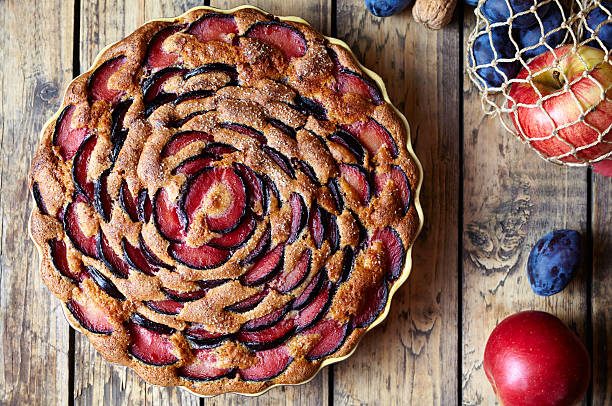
552;69;565;89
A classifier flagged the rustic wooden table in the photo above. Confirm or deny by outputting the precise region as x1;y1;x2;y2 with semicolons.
1;0;610;405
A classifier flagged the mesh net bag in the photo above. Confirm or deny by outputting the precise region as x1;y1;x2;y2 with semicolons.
467;0;612;167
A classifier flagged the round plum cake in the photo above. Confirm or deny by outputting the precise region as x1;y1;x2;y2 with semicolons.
28;6;423;396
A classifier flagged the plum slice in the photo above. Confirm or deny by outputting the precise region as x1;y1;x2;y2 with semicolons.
86;266;126;301
32;182;48;215
241;302;291;332
49;239;86;281
262;146;295;179
172;155;216;177
225;289;268;313
328;129;365;164
145;299;184;315
187;13;238;43
267;117;296;139
238;317;295;351
239;345;293;381
308;203;326;250
153;188;186;243
184;324;233;348
327;178;344;213
245;21;307;60
118;181;138;222
94;169;113;222
374;165;411;215
142;67;187;116
240;244;284;287
97;232;130;279
339;163;371;205
343;119;398;158
72;135;97;202
139;234;173;270
87;55;126;105
161;131;213;158
304;319;349;361
339;246;354;284
122;238;159;276
64;197;98;258
53;104;88;161
325;213;340;254
292;158;320;187
370;227;405;280
352;282;388;329
288;193;308;244
269;248;311;293
184;63;239;86
110;99;132;162
221;123;266;144
182;167;247;233
137;190;152;223
233;163;265;216
208;213;256;249
294;95;327;121
261;174;280;211
293;270;325;311
145;25;183;70
202;142;238;158
66;296;113;335
163;286;208;302
242;223;271;265
170;111;210;128
295;281;333;331
128;314;178;366
169;242;230;270
335;70;383;105
179;348;234;381
173;89;214;106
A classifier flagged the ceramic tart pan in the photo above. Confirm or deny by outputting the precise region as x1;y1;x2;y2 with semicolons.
28;5;424;397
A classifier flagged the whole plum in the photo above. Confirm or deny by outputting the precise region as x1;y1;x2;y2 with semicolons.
469;26;521;89
586;1;612;50
481;0;551;28
516;4;568;60
527;229;581;296
364;0;413;17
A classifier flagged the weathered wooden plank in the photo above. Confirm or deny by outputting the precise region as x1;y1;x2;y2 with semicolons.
205;0;331;404
74;2;199;405
592;173;611;405
461;8;589;406
333;2;460;405
0;1;73;404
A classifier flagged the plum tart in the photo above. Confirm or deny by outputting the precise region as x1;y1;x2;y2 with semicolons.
28;6;422;396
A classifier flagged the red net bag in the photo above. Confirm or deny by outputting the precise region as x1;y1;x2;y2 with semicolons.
467;0;612;171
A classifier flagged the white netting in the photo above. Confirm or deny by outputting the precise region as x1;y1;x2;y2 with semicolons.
467;0;612;166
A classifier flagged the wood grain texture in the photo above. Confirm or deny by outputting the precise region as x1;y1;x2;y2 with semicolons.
74;1;200;405
333;1;460;405
462;9;589;406
0;1;73;405
592;173;611;406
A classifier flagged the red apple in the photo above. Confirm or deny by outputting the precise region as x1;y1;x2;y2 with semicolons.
509;45;612;163
593;159;612;176
484;311;590;406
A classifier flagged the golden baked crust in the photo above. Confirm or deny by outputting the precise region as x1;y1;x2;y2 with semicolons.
29;6;422;396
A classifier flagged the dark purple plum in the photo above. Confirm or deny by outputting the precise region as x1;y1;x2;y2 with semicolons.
365;0;413;17
468;27;521;90
481;0;551;28
527;230;581;296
